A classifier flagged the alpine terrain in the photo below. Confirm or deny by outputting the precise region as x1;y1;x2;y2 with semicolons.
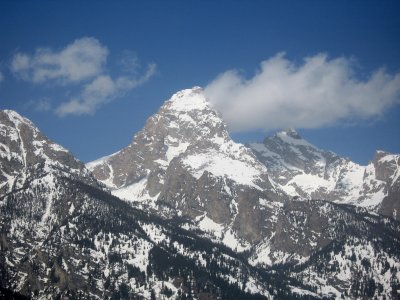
249;129;400;220
1;87;400;299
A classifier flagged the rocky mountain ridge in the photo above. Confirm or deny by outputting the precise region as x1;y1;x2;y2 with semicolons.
85;87;400;296
0;109;98;192
249;129;400;220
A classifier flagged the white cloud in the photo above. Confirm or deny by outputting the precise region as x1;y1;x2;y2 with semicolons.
55;63;156;116
205;53;400;132
10;37;156;116
0;71;3;82
11;37;108;84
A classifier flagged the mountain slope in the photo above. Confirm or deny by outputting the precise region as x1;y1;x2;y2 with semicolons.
249;129;400;220
0;109;102;242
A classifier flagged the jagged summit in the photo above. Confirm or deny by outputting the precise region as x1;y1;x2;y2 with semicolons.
374;149;392;159
87;87;268;192
87;87;231;189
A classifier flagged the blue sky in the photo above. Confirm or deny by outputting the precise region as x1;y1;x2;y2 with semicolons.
0;0;399;164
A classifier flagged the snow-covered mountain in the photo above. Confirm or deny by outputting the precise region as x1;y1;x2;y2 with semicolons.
85;87;400;296
2;90;400;299
88;87;285;249
249;129;400;220
0;109;283;299
87;87;275;196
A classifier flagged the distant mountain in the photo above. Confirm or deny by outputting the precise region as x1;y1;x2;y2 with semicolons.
2;88;400;299
249;129;400;220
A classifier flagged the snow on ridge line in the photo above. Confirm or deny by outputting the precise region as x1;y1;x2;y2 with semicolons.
248;142;282;159
275;130;318;149
378;153;399;163
249;131;399;207
86;151;120;169
2;109;35;127
166;87;210;112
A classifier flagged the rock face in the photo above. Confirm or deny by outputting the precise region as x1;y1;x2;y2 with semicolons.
88;87;285;247
249;130;400;219
378;152;400;220
0;110;101;243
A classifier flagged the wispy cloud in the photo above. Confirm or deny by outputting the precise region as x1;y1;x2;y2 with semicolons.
10;37;156;116
0;71;3;83
117;50;139;73
11;37;108;84
24;98;52;112
205;53;400;132
55;63;156;116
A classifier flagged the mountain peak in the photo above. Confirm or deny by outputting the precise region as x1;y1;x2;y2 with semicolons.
2;108;21;116
373;149;399;165
0;109;100;195
1;109;34;128
87;87;277;228
278;128;302;139
165;86;209;112
265;128;312;147
375;149;389;156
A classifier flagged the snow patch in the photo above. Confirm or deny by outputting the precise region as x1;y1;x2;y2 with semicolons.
197;214;224;238
112;177;158;204
222;228;250;252
182;150;263;189
86;151;119;169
